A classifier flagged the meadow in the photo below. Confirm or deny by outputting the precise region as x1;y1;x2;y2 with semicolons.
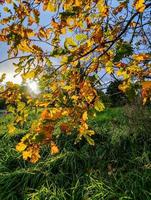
0;105;151;200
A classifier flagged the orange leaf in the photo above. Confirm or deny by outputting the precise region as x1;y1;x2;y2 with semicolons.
50;141;59;155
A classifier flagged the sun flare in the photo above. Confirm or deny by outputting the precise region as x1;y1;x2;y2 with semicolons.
27;80;40;95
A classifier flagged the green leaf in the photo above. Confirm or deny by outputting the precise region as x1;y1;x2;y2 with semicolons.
84;135;95;145
114;42;133;62
64;37;77;49
75;34;87;41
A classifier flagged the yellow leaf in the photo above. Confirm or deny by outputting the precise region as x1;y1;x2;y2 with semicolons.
37;102;50;107
16;116;23;123
61;27;66;34
16;142;27;152
71;95;79;101
118;82;130;92
63;85;72;91
75;0;81;7
6;0;12;3
18;40;32;53
7;123;16;134
46;2;56;12
21;133;30;142
97;0;109;17
87;130;95;137
62;110;69;116
63;1;73;10
134;0;145;12
87;39;94;48
106;61;113;74
66;17;75;26
61;56;68;64
82;111;88;121
26;29;35;38
22;71;35;80
75;34;87;41
22;145;40;163
94;99;105;112
22;150;32;160
65;37;77;49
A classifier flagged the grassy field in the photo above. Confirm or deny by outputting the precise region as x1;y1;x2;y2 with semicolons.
0;105;151;200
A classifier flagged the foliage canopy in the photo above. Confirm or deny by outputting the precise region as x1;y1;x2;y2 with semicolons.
0;0;151;163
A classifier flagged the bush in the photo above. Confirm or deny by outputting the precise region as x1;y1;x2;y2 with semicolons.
0;98;6;110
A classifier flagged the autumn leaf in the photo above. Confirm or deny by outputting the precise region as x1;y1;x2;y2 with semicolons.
94;99;105;112
7;123;16;134
113;2;127;15
16;142;27;152
97;0;109;17
132;54;150;61
75;34;87;41
0;73;6;82
22;71;35;80
6;0;12;3
63;85;73;91
118;81;130;93
75;0;81;7
142;81;151;89
64;37;77;49
105;61;113;74
0;34;7;41
22;150;32;160
82;111;88;121
141;81;151;105
41;109;50;120
50;141;59;155
22;145;40;163
18;40;32;53
46;1;56;12
134;0;146;12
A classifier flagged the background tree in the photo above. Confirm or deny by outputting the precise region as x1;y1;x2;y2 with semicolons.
106;80;128;107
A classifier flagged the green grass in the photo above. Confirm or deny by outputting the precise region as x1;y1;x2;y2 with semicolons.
0;105;151;200
95;107;124;122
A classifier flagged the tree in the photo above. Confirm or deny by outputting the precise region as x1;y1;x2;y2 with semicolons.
0;0;151;163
